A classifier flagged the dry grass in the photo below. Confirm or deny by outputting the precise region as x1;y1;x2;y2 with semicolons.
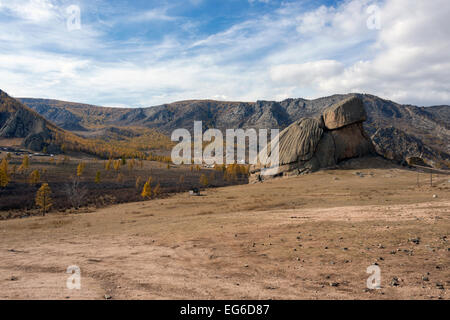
0;152;246;217
0;159;448;300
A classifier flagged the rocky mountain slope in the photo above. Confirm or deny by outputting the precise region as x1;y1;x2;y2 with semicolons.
0;90;65;152
1;90;172;157
18;94;450;165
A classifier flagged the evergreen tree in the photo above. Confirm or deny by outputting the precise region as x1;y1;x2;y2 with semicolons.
200;174;209;187
0;159;9;188
153;183;161;196
35;183;52;216
77;162;85;177
29;170;40;185
141;180;152;199
135;176;142;189
95;171;101;184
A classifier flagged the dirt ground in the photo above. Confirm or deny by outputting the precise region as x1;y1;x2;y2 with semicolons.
0;158;448;300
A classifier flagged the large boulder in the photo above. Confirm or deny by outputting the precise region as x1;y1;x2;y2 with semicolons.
250;97;374;182
252;118;322;177
331;122;373;162
323;96;366;130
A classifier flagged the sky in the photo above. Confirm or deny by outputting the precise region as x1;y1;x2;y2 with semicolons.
0;0;449;107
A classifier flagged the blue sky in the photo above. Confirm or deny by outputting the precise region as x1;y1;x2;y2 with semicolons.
0;0;449;107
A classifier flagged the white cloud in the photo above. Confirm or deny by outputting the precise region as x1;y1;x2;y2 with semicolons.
126;7;177;23
0;0;57;22
269;0;450;105
270;60;344;86
0;0;449;107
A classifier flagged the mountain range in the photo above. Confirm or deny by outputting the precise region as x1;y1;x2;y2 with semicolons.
1;89;448;166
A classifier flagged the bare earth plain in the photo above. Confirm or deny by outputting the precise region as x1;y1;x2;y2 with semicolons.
0;158;449;300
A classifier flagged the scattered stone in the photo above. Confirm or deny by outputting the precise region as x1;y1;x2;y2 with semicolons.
436;283;444;290
343;247;348;251
408;237;421;245
432;194;438;198
329;282;340;287
422;276;429;282
10;276;18;281
104;294;112;300
390;277;400;287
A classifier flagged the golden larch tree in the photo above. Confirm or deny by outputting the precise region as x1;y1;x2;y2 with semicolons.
76;162;85;177
95;171;101;184
141;180;152;199
113;160;121;171
1;158;8;173
18;155;30;173
105;159;112;171
128;159;135;170
22;155;30;169
135;176;142;189
0;159;9;188
29;170;40;185
200;174;209;187
153;183;161;196
35;183;52;216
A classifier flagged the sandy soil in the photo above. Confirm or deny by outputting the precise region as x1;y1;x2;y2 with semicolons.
0;161;449;300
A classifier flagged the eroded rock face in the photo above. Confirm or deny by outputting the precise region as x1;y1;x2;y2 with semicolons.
371;127;438;164
323;96;367;130
268;118;323;164
250;96;374;182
